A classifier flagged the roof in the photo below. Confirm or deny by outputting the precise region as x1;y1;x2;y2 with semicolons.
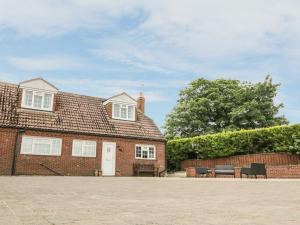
0;81;165;141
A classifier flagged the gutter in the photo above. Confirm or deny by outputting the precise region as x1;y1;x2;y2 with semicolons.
0;125;166;142
11;129;25;175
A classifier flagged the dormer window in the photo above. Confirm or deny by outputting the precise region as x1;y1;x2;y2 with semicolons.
19;77;59;112
22;89;54;111
113;103;135;121
104;92;137;121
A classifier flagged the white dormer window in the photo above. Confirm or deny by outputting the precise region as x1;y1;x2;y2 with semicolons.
113;103;135;121
20;77;59;112
22;89;54;111
104;92;137;121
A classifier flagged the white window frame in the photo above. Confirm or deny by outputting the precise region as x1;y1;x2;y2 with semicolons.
135;144;156;160
20;136;62;156
21;88;54;111
72;140;97;157
112;102;135;121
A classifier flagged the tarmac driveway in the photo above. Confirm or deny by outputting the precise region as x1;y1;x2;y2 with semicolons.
0;176;300;225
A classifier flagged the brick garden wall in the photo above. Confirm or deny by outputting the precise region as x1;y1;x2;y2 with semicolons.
183;153;300;178
181;153;300;169
0;128;165;176
185;165;300;178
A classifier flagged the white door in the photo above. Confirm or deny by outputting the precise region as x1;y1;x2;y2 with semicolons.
101;142;116;176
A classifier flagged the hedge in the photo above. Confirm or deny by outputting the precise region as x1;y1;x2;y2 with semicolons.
167;124;300;171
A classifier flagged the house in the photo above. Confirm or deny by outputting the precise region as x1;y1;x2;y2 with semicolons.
0;77;165;176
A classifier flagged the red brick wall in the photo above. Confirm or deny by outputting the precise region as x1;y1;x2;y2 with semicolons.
186;165;300;178
0;128;18;175
267;165;300;178
181;153;300;170
183;153;300;179
13;130;165;176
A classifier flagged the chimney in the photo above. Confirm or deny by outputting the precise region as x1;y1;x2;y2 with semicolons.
137;92;145;113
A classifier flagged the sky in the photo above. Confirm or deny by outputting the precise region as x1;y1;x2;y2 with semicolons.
1;0;300;130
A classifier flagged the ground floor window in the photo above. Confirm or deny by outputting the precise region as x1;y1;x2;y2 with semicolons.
72;140;97;157
21;136;62;156
135;145;156;160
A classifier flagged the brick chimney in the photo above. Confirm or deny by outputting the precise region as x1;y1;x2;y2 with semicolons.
137;92;145;113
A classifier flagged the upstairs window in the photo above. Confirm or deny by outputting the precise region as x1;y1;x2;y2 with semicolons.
112;103;135;121
22;89;54;111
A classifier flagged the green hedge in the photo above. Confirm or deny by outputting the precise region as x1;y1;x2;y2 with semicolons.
167;124;300;171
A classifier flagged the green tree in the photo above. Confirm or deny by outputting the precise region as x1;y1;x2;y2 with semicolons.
164;76;288;139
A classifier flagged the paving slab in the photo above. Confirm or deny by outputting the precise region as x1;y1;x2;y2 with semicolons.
0;176;300;225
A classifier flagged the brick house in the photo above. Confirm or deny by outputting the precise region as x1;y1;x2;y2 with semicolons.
0;78;165;176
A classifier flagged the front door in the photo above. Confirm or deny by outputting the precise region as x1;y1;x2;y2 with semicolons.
101;142;116;176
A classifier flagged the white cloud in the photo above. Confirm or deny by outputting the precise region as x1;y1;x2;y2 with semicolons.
133;91;170;102
50;77;187;102
91;38;200;74
0;72;19;83
0;0;135;36
2;1;300;77
2;0;300;88
7;56;83;71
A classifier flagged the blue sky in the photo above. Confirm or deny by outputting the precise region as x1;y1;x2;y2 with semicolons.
1;0;300;129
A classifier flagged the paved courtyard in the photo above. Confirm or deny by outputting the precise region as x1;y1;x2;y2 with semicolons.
0;177;300;225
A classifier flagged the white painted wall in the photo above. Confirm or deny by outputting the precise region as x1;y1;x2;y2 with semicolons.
20;78;58;93
104;93;137;105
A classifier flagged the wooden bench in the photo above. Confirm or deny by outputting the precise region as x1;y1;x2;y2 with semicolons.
133;163;159;177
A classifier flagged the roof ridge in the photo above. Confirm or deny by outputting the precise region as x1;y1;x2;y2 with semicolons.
0;80;106;101
59;91;106;101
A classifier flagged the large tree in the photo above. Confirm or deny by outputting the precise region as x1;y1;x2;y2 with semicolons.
164;76;288;139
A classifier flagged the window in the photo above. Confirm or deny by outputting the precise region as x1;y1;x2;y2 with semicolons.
113;103;120;118
136;146;142;158
149;147;155;159
128;105;134;119
22;89;54;111
113;103;135;121
44;93;52;109
24;90;33;106
21;136;62;156
33;92;43;108
135;145;156;160
72;140;97;157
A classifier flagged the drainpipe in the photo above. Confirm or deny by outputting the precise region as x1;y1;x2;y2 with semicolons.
11;129;25;175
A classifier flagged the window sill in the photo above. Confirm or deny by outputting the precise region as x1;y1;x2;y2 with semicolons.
72;155;97;158
135;158;156;160
20;153;61;157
